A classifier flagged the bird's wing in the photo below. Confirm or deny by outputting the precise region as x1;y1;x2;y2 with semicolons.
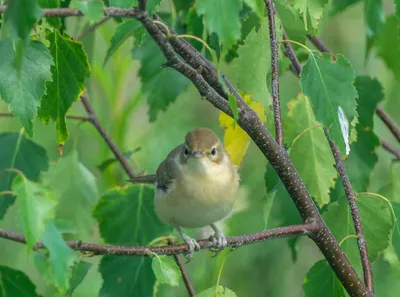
156;145;182;189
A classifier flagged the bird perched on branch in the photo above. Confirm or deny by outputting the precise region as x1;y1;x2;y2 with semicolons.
128;128;240;260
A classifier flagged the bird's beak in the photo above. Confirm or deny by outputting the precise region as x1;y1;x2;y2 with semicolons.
191;151;203;158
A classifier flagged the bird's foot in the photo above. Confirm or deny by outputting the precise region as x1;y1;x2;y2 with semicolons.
208;231;227;257
181;233;200;262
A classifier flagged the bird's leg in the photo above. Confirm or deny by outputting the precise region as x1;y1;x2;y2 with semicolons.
208;223;227;257
174;225;200;262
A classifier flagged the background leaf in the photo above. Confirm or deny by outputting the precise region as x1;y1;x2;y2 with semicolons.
151;256;181;286
0;265;40;297
0;132;49;219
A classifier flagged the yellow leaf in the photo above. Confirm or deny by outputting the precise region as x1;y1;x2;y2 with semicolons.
219;94;266;166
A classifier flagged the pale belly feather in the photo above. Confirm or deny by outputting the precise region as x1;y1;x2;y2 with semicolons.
154;159;239;228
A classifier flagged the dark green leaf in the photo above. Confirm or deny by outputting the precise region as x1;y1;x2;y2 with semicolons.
228;95;239;124
0;39;53;135
39;221;79;293
151;256;180;286
132;35;190;121
4;0;41;40
303;260;344;297
104;19;142;67
42;151;99;239
364;0;385;55
233;17;270;104
0;132;49;219
94;185;170;297
243;0;264;19
12;176;56;250
195;0;243;51
0;265;40;297
300;52;358;155
38;31;90;144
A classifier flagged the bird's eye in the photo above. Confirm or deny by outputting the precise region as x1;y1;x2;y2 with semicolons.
211;147;216;156
184;148;189;155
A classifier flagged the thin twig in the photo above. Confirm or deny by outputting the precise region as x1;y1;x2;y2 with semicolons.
76;16;111;40
168;239;196;297
376;106;400;143
265;0;284;147
324;129;374;293
307;34;336;60
0;223;318;256
0;113;92;122
381;139;400;160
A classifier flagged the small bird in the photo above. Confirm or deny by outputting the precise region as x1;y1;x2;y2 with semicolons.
128;128;240;260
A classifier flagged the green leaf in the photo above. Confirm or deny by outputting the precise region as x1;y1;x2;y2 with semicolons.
0;38;53;135
67;261;93;296
0;132;49;219
97;149;140;172
378;163;400;202
329;0;361;16
323;195;392;271
38;0;61;29
291;0;329;32
132;35;190;121
54;219;78;235
196;285;237;297
228;95;239;123
243;0;264;19
364;0;385;55
233;17;270;104
104;19;142;67
151;256;180;286
94;185;170;296
38;31;90;144
376;16;400;81
4;0;41;40
109;0;136;8
38;221;79;293
42;151;99;239
300;52;358;155
11;176;56;250
392;201;400;259
196;0;243;51
303;260;344;297
284;95;336;207
0;265;40;297
71;0;104;23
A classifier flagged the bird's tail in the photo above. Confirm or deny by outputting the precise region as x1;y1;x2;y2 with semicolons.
127;174;157;184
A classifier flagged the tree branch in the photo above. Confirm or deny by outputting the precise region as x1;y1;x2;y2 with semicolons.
0;223;318;255
325;130;374;292
75;16;111;40
376;105;400;143
0;112;92;122
381;139;400;160
265;0;284;147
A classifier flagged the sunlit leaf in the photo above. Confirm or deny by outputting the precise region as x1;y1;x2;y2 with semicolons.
0;132;49;219
233;17;271;105
300;52;358;155
243;0;264;19
0;39;53;135
0;265;40;297
219;94;266;166
12;176;56;250
38;31;90;144
151;256;180;286
71;0;104;23
196;285;237;297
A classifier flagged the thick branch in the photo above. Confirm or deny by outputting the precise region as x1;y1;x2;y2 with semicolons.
265;0;284;147
0;223;318;255
325;130;374;292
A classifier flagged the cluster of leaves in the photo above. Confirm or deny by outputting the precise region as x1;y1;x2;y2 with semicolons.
0;0;399;297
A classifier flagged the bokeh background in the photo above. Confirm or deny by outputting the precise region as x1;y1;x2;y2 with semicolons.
1;0;400;296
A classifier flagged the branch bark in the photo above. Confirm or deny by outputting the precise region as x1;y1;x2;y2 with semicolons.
265;0;284;147
376;105;400;143
381;139;400;160
0;223;318;255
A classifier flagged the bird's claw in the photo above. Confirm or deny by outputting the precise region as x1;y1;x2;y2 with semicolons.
182;234;200;262
208;231;227;257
